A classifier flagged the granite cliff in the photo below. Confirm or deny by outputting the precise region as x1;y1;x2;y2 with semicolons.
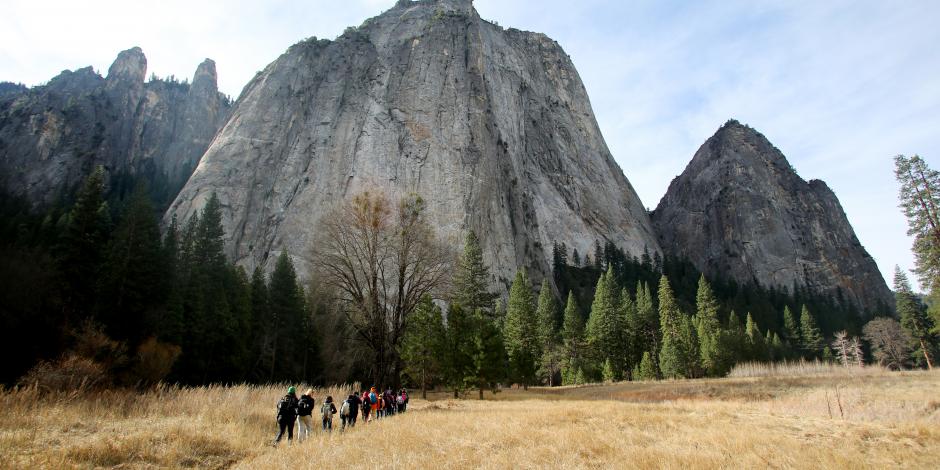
652;120;892;313
0;47;232;207
167;0;660;286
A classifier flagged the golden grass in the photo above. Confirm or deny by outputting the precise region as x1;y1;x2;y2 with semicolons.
728;359;885;378
1;373;938;469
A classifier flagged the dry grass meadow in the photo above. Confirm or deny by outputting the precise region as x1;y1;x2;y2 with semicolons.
2;367;938;469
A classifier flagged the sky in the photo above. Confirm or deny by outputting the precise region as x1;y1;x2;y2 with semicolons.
2;0;939;289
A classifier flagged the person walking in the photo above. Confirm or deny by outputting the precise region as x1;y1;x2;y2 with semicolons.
320;395;337;432
273;386;299;446
400;388;409;413
361;390;372;423
384;388;395;417
343;393;361;429
296;389;315;442
369;387;379;419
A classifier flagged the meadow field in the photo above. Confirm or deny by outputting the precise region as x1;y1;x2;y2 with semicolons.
2;367;938;469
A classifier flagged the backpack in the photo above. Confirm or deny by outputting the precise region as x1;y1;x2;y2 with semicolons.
369;392;377;404
321;402;334;419
396;395;404;405
402;391;408;402
297;397;313;416
340;400;350;417
277;395;296;417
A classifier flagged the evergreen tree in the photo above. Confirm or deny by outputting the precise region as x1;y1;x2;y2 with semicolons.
267;252;309;381
58;166;110;325
658;275;692;378
443;303;475;397
248;267;270;380
98;186;166;342
503;270;539;389
594;240;604;270
561;292;585;385
469;308;508;398
725;310;746;363
633;281;659;367
799;305;824;358
585;267;625;380
619;287;639;375
782;305;800;352
455;231;497;314
535;279;561;385
894;155;940;291
400;296;445;399
633;351;657;381
695;275;726;376
745;312;767;361
161;215;184;344
895;266;936;369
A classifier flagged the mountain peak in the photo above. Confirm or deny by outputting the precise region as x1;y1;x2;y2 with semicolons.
106;46;147;84
192;58;218;93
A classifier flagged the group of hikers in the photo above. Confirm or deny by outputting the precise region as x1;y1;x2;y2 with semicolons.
274;385;409;445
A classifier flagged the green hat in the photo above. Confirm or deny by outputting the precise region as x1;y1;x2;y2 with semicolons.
288;386;296;394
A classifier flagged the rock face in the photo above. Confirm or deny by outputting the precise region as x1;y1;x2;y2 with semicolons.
167;0;660;286
0;47;232;207
652;120;892;313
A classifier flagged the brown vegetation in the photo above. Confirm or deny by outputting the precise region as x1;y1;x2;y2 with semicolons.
1;372;937;469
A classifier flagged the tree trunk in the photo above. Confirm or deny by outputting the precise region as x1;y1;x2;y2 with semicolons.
453;387;458;399
922;339;934;370
421;367;427;399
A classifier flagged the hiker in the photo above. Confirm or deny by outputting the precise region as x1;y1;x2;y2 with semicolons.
296;388;315;442
384;388;396;417
339;394;355;430
361;390;372;423
369;387;379;419
273;386;299;445
344;393;361;429
321;395;337;432
397;388;407;413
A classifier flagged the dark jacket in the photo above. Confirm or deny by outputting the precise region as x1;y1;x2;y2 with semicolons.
346;395;362;416
276;393;299;420
297;395;315;417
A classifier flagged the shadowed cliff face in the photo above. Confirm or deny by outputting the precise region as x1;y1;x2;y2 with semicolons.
0;47;232;207
167;0;660;287
652;120;892;314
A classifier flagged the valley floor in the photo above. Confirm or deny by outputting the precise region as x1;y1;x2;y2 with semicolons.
2;370;938;469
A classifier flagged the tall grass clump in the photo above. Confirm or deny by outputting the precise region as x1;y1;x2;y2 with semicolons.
728;359;886;378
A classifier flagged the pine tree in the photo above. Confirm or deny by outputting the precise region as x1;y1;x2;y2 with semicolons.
58;166;110;325
695;275;726;376
504;270;539;389
248;266;270;381
561;292;585;385
443;303;475;397
633;281;659;367
586;267;625;380
469;308;508;398
619;287;638;375
161;215;184;345
658;275;691;379
745;312;767;361
894;155;940;291
400;296;445;399
799;305;824;358
634;351;657;381
895;266;936;369
725;310;746;363
98;185;166;342
535;279;560;386
267;252;308;381
455;231;497;314
782;305;800;352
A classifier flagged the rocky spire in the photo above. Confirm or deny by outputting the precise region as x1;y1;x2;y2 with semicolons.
106;46;147;85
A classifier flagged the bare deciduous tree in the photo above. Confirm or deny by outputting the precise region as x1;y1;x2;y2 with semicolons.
311;189;453;386
832;331;852;366
863;317;913;370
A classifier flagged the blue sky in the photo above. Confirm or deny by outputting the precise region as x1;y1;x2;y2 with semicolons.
2;0;939;290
